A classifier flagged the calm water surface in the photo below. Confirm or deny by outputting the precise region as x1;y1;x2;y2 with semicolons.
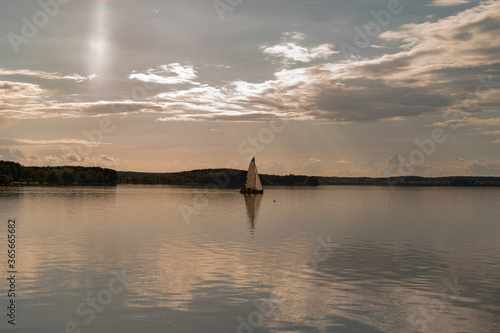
0;185;499;332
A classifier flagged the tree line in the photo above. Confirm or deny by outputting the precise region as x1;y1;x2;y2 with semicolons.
0;160;118;185
318;176;500;186
118;169;320;187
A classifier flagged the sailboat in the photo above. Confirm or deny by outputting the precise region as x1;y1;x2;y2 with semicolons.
240;157;264;194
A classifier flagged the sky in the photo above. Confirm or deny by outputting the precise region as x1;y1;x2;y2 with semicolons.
0;0;499;176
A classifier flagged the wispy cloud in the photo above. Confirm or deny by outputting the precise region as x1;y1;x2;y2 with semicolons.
0;69;96;82
428;0;471;6
2;138;106;146
0;80;45;99
0;99;164;119
470;130;500;135
428;117;500;127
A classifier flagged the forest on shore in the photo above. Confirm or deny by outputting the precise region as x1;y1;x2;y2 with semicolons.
1;160;500;187
317;176;500;187
117;169;320;187
0;160;117;185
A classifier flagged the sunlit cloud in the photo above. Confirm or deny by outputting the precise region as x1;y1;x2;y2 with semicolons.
0;80;45;101
0;99;164;119
262;42;337;63
129;64;200;85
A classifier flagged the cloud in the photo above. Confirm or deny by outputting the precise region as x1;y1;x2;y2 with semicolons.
361;160;378;171
1;138;105;147
129;64;200;85
99;155;115;162
259;161;288;175
428;117;500;127
154;84;282;121
296;158;323;176
0;98;165;119
1;2;499;123
63;153;85;163
62;154;126;168
465;159;500;175
283;31;306;41
0;81;45;100
0;147;26;161
386;153;403;174
44;155;61;164
150;0;500;123
262;42;337;63
473;130;500;135
0;81;49;118
380;153;500;177
428;0;471;6
1;148;126;169
383;153;432;176
379;1;500;73
0;69;96;82
261;32;337;64
469;128;500;143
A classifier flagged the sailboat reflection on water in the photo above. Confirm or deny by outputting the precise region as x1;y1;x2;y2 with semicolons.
244;193;262;232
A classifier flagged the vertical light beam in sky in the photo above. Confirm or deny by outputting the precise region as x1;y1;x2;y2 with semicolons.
88;0;109;77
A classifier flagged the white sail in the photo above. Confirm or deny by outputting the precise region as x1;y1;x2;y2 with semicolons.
245;157;263;191
245;158;256;189
254;163;263;191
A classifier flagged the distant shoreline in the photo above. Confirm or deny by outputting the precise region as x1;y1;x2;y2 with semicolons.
3;178;500;188
1;160;500;187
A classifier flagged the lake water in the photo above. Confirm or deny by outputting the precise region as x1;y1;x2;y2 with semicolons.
1;185;499;332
